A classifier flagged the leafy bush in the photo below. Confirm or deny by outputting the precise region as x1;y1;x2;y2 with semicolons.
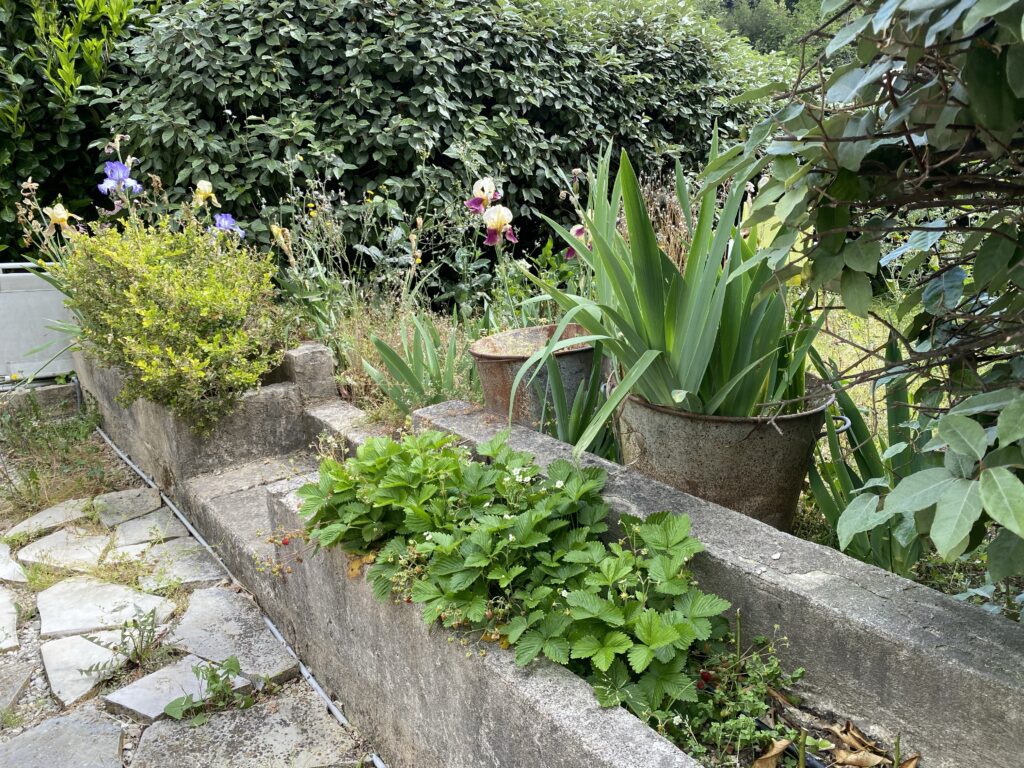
49;214;283;431
105;0;786;244
0;0;140;256
721;0;1024;585
298;431;809;760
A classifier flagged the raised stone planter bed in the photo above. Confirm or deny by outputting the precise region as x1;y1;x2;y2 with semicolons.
73;343;336;493
75;347;1024;768
414;402;1024;768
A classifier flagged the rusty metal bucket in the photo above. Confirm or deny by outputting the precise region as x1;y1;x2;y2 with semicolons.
469;324;594;429
615;382;833;530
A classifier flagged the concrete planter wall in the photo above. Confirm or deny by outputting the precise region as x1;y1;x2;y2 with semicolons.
73;344;336;493
259;480;696;768
76;349;1024;768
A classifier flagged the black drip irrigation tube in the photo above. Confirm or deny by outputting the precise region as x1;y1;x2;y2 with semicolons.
85;388;389;768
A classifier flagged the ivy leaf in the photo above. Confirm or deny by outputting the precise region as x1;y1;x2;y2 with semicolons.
980;467;1024;539
937;413;988;462
930;479;983;560
566;590;625;626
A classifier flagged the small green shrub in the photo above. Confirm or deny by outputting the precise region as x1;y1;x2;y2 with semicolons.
298;431;808;760
50;215;283;431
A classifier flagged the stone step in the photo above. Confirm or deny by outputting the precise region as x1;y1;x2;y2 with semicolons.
166;586;297;683
0;702;123;768
130;681;363;768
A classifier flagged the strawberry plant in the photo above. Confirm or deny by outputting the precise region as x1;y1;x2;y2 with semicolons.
299;431;807;761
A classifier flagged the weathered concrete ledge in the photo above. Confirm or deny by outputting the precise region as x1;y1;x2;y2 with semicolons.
413;401;1024;768
74;344;336;492
0;381;77;416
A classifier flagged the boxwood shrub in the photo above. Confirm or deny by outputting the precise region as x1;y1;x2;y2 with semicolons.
105;0;786;241
51;217;284;431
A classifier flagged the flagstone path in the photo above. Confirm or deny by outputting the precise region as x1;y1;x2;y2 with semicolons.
0;487;369;767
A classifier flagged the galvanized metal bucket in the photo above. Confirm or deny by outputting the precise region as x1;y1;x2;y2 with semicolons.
470;324;594;429
615;382;834;530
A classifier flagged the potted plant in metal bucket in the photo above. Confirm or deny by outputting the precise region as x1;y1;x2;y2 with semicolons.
525;145;829;530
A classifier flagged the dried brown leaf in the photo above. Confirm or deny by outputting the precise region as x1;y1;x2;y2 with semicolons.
752;739;791;768
899;756;920;768
833;748;891;767
346;552;376;578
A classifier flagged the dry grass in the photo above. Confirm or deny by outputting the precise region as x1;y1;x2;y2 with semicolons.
0;399;138;533
328;299;481;427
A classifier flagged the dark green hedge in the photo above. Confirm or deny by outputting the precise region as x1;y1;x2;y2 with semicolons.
107;0;785;238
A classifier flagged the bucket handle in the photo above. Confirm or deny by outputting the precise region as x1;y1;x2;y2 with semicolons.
817;413;851;440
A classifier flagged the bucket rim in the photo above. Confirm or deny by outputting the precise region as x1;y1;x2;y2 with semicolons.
469;323;593;363
622;383;835;425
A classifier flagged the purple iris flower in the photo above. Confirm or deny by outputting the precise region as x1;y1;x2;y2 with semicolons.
98;161;143;196
213;213;245;238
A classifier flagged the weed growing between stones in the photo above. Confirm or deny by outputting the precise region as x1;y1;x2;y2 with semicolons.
83;608;169;677
163;656;262;726
22;563;63;593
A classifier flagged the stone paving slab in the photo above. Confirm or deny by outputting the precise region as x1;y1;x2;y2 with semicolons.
0;702;122;768
113;507;188;547
0;586;17;651
131;681;362;768
105;543;150;563
103;653;250;723
140;538;224;592
5;498;92;539
166;587;296;683
0;542;27;583
94;487;162;528
40;631;126;708
17;527;108;573
0;659;33;711
38;577;175;638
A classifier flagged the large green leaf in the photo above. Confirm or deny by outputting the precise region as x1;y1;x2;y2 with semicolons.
937;413;988;462
930;479;983;560
885;468;958;516
837;493;895;550
840;267;872;317
980;467;1024;539
988;528;1024;582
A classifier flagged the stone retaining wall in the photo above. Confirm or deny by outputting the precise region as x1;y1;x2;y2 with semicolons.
75;349;1024;768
